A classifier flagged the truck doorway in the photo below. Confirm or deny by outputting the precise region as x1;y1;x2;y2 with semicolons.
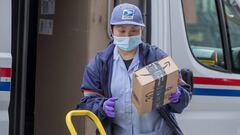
10;0;109;135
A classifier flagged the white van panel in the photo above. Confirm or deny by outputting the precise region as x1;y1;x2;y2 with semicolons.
0;0;11;134
151;0;171;55
0;0;11;53
0;92;9;135
176;96;240;135
169;0;240;135
152;0;240;135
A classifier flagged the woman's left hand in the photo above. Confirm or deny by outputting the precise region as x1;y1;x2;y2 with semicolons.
169;87;181;103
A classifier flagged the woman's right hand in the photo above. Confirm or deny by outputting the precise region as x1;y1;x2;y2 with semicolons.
103;97;118;118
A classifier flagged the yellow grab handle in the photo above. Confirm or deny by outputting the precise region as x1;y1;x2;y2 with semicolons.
66;110;106;135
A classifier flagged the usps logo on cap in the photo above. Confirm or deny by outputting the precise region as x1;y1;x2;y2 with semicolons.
122;9;135;20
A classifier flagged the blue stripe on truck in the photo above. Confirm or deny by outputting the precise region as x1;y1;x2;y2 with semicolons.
193;88;240;97
0;82;11;91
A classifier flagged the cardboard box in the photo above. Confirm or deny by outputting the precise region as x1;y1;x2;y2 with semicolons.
132;56;179;115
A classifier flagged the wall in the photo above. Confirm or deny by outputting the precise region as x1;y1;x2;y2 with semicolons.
35;0;109;135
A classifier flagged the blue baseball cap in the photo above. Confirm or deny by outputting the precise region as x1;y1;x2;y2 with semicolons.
110;3;145;27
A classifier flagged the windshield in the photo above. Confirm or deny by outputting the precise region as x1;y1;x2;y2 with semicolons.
182;0;240;73
183;0;225;70
224;0;240;72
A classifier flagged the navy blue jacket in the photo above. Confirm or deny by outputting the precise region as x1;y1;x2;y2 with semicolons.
77;42;190;135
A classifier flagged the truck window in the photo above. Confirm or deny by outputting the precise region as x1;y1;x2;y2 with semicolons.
182;0;226;71
223;0;240;72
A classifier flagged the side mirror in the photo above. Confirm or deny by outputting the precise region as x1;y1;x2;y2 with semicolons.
180;68;193;98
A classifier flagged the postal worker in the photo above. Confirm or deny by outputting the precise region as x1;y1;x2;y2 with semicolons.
78;3;190;135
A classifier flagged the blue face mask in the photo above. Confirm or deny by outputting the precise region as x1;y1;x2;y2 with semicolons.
113;35;142;51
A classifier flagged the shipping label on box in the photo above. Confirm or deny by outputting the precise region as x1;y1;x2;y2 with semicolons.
132;56;179;115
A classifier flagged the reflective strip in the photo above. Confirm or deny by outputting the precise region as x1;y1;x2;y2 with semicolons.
0;77;11;82
195;84;240;90
83;90;104;97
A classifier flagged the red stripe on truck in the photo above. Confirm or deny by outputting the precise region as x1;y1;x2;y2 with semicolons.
193;77;240;86
0;68;12;77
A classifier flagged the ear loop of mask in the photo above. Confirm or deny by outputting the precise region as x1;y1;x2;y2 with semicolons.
108;25;113;41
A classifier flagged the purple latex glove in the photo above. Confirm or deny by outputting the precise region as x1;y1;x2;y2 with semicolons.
103;97;118;118
169;87;181;103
